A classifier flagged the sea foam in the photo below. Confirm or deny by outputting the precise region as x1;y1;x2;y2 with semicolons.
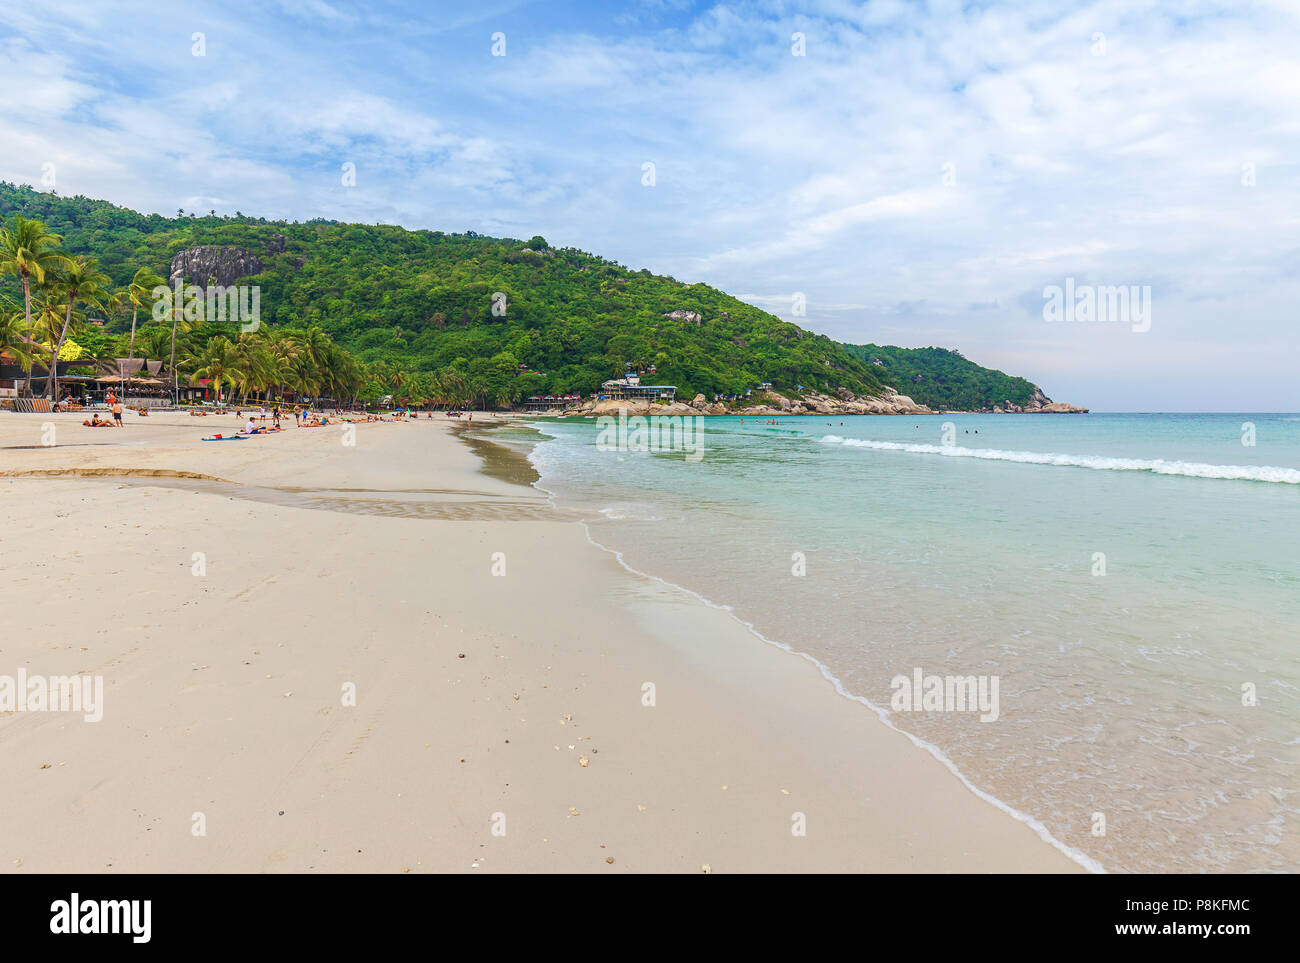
819;436;1300;484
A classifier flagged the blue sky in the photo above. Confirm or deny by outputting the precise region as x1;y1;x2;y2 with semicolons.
2;0;1297;410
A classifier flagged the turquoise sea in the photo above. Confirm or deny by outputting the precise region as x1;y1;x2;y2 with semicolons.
500;412;1299;873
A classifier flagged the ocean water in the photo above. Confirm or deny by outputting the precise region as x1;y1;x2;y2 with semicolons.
500;412;1300;873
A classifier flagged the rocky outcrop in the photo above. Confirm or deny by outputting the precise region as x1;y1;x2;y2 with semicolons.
542;379;1091;417
1007;385;1088;413
545;383;1091;417
664;310;702;325
795;387;930;415
169;246;263;288
555;386;931;418
931;385;1086;414
169;236;294;288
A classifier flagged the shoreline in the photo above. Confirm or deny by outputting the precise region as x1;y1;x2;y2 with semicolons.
518;418;1104;874
571;523;1106;873
0;410;1084;872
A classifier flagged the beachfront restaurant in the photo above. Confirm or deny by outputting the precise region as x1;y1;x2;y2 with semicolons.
524;393;584;410
0;356;101;408
0;355;187;410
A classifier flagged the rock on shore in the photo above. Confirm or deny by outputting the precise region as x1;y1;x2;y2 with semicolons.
529;382;1088;417
549;387;933;417
983;386;1088;414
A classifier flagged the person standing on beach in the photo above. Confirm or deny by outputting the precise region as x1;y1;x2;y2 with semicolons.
111;399;124;427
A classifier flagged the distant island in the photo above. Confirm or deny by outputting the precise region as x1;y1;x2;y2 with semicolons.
0;183;1084;414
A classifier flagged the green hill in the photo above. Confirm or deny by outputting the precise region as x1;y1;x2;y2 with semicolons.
1;183;889;405
839;343;1038;411
2;182;1050;410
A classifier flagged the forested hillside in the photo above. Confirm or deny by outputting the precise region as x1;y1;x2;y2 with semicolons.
840;343;1038;411
2;182;1050;409
1;183;886;403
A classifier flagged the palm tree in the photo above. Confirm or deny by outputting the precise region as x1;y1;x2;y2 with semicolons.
99;289;126;375
259;329;298;402
185;336;241;403
0;216;65;339
0;310;35;370
293;326;333;402
383;368;403;403
334;351;366;405
163;276;214;400
28;288;67;396
431;368;469;409
45;256;110;399
168;280;182;402
127;268;166;361
229;333;275;402
295;326;332;370
136;324;173;362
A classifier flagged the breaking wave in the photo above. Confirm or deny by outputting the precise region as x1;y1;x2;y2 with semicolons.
819;437;1300;484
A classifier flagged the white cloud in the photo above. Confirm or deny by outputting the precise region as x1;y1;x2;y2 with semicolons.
1;0;1297;409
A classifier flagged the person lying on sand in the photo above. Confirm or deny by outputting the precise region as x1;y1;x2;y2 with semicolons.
82;416;113;427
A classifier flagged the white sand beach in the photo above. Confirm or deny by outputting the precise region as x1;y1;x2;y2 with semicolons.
0;410;1082;873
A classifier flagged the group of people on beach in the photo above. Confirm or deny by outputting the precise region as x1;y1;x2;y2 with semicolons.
75;396;473;436
82;393;125;428
202;405;434;437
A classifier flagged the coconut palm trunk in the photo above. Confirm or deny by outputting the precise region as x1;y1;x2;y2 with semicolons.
43;257;109;399
21;275;32;334
46;298;75;400
19;275;34;397
170;298;179;404
0;216;65;397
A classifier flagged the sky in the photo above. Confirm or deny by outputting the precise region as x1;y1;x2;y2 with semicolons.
2;0;1297;411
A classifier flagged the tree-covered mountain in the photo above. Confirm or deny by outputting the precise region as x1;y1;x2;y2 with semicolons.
2;182;1057;409
839;343;1039;411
